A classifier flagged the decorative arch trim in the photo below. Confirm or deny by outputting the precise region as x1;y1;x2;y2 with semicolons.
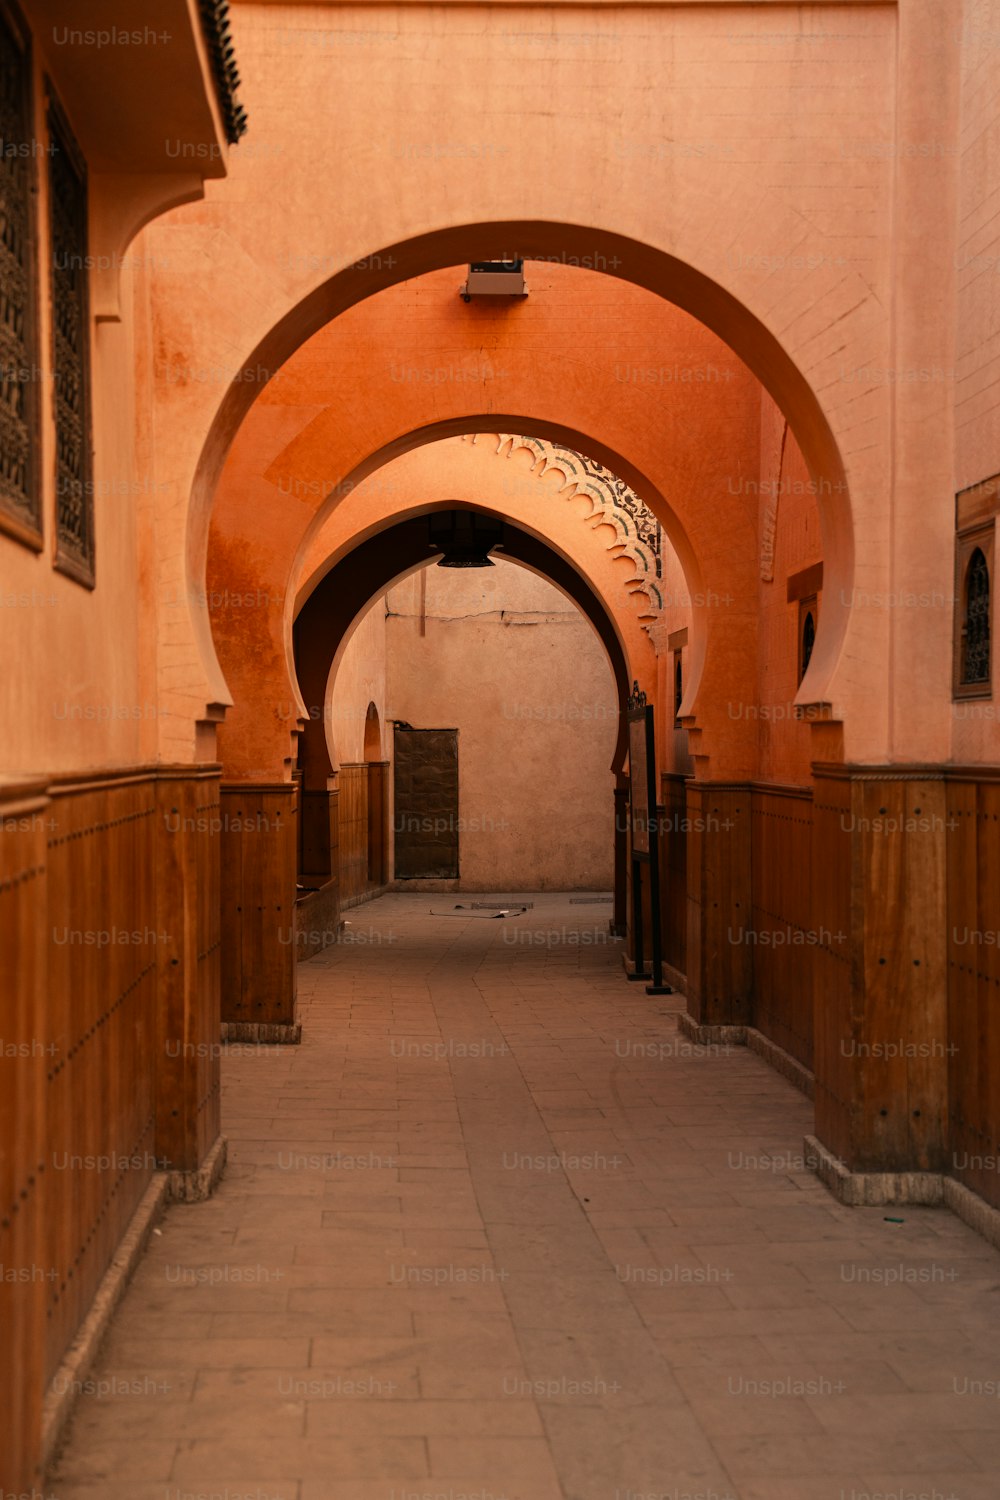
462;433;665;623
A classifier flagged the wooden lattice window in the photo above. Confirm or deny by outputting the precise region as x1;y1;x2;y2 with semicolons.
47;90;93;586
0;4;42;547
786;564;823;689
954;521;995;700
962;549;991;685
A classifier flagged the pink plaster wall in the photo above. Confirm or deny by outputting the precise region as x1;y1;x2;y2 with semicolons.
138;0;904;768
383;560;617;890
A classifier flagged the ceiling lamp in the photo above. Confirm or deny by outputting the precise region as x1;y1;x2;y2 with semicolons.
460;260;529;302
428;512;503;568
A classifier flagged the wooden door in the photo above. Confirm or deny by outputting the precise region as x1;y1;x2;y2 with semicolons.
393;727;459;879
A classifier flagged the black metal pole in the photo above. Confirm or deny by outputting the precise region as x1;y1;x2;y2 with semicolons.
644;711;672;996
628;854;649;980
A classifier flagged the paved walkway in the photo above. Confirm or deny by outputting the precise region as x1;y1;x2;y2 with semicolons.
50;893;1000;1500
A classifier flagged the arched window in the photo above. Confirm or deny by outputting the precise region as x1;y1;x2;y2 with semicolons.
961;547;991;686
673;652;683;723
363;702;381;761
797;598;818;684
800;610;816;682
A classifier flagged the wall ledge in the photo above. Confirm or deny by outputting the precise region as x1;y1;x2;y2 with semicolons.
42;1132;228;1475
677;1012;815;1098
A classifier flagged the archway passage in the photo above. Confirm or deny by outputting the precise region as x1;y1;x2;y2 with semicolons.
294;510;632;797
189;232;857;763
199;217;948;1226
203;262;851;794
201;265;946;1208
272;509;633;979
204;266;844;1067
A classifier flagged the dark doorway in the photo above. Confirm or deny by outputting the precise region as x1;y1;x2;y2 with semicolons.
393;726;459;878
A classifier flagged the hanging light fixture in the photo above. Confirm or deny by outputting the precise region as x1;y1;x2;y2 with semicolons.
460;260;528;302
428;511;503;569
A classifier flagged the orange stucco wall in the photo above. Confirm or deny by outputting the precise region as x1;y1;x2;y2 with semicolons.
3;0;998;784
295;432;660;765
138;0;917;770
207;270;762;781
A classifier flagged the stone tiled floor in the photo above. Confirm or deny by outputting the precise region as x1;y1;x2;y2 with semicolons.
49;893;1000;1500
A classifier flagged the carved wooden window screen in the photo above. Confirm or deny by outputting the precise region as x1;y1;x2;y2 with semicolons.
962;547;991;686
0;5;42;545
48;90;93;585
954;520;995;700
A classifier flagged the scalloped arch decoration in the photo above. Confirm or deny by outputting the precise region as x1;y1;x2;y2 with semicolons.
461;432;665;627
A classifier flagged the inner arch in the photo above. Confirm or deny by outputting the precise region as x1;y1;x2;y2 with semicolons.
193;225;853;722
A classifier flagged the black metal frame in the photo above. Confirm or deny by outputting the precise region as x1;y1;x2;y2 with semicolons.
626;681;672;996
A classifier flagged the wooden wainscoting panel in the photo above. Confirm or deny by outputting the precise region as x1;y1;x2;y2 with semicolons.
977;780;1000;1205
750;785;815;1070
661;775;687;976
854;776;948;1173
684;783;706;1017
337;763;388;907
368;762;388;887
339;765;369;907
44;774;158;1384
684;784;751;1026
300;787;337;884
220;784;298;1029
194;775;222;1164
220;784;243;1020
948;776;1000;1208
2;765;224;1490
811;772;853;1163
156;771;222;1171
0;786;49;1493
